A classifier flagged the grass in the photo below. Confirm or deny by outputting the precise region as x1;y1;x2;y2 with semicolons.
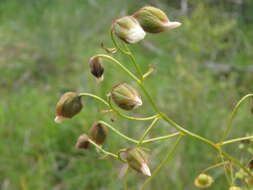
1;0;253;189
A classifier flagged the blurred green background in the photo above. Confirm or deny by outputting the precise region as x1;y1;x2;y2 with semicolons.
1;0;253;189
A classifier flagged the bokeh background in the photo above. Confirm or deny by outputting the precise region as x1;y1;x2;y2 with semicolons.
1;0;253;189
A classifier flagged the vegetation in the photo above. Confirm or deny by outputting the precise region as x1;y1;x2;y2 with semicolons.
1;0;253;189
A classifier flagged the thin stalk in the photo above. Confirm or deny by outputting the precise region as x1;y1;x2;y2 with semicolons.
79;93;109;106
124;166;129;190
218;150;232;186
221;135;253;146
138;117;160;145
96;54;140;83
99;121;139;144
140;135;183;190
201;161;230;173
88;139;118;159
110;29;129;54
142;132;181;144
108;96;158;121
220;94;253;142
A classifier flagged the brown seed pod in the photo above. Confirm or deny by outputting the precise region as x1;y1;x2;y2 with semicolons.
89;122;108;145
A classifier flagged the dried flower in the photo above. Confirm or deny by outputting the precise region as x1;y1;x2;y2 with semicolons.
194;173;214;188
133;6;181;33
112;16;146;44
75;134;90;149
110;83;142;111
125;147;151;176
54;92;83;123
88;56;104;82
89;122;108;145
229;186;242;190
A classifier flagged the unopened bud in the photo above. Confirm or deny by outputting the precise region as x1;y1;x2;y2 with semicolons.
89;122;108;145
112;16;146;44
125;147;151;176
133;6;181;33
75;134;90;149
54;92;83;123
229;186;242;190
88;56;104;82
194;173;214;188
110;83;142;111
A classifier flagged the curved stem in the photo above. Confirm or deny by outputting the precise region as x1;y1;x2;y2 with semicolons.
108;96;158;121
99;120;139;144
88;139;118;159
201;161;229;173
142;132;181;144
79;93;109;106
220;94;253;142
140;135;183;190
96;54;140;83
221;135;253;146
138;117;160;145
110;29;129;54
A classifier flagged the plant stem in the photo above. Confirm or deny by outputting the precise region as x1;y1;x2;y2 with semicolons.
142;132;181;144
88;139;118;159
108;96;158;121
221;135;253;146
99;120;139;144
140;135;183;190
220;94;253;142
201;161;229;173
96;54;140;83
138;117;160;145
79;93;109;106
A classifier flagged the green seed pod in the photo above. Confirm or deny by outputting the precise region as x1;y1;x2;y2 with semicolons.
229;186;242;190
125;147;151;176
88;56;104;82
55;92;83;123
75;134;90;149
111;83;142;111
133;6;181;33
112;16;146;44
194;173;214;188
89;122;108;145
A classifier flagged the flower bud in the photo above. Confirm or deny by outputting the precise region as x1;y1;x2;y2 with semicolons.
110;83;142;111
125;147;151;176
229;186;242;190
133;6;181;33
89;122;108;145
54;92;83;123
75;134;90;149
194;173;214;188
88;56;104;82
112;16;146;44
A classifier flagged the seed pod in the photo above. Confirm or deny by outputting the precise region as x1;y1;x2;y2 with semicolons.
75;134;90;149
54;92;83;123
110;83;142;111
229;186;242;190
133;6;181;33
125;147;151;176
194;173;214;188
88;56;104;82
89;122;108;145
112;16;146;44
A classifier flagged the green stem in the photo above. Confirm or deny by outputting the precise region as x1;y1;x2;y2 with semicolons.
79;93;109;106
96;54;140;83
138;117;160;145
88;139;118;159
124;166;129;190
99;120;139;144
140;135;183;190
201;161;229;173
142;132;181;144
221;135;253;146
123;44;144;81
110;29;129;54
220;94;253;142
108;96;158;121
